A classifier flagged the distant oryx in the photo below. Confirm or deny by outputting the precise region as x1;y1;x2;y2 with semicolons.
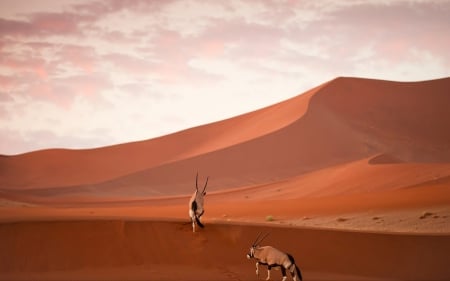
188;173;209;232
247;233;303;281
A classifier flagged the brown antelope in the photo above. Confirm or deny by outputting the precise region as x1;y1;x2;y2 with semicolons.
247;233;303;281
188;173;208;232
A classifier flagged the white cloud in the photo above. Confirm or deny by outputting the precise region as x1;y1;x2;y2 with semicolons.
352;48;448;81
280;38;331;60
159;1;232;37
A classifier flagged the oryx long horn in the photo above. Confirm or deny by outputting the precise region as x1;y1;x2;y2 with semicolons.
255;232;270;246
202;176;209;193
195;172;199;191
252;233;260;246
252;232;263;246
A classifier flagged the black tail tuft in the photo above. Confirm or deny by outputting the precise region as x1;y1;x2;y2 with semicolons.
195;216;204;228
287;254;302;281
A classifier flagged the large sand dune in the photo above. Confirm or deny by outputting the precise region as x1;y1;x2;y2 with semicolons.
1;77;450;280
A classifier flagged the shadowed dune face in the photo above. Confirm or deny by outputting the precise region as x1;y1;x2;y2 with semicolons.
312;77;450;162
1;77;450;201
1;77;450;281
1;220;450;281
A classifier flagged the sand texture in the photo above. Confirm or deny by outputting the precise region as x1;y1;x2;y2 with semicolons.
1;77;450;280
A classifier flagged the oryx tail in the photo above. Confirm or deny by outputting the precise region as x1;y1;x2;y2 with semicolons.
287;253;303;281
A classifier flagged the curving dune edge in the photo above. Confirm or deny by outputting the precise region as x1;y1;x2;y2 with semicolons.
1;77;450;280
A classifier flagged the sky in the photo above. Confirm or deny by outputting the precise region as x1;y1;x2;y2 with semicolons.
1;0;449;155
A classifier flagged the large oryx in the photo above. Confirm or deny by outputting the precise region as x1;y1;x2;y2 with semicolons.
246;233;303;281
188;173;209;232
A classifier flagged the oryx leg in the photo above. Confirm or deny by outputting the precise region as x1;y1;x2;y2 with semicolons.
289;264;298;281
290;267;295;281
281;266;287;281
190;215;196;232
255;261;259;278
266;265;272;280
190;201;197;232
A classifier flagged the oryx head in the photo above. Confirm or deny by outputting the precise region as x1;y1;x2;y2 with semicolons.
195;172;208;197
247;232;269;259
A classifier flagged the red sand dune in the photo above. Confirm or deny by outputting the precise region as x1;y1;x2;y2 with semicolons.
1;77;450;280
1;220;450;281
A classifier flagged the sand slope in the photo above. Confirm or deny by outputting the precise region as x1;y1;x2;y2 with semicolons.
1;220;450;281
1;77;449;199
1;77;450;280
0;81;324;190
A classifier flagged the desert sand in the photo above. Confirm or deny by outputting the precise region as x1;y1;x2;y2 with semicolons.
1;77;450;280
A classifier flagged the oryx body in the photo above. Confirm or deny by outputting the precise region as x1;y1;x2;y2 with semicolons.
247;234;303;281
188;173;208;232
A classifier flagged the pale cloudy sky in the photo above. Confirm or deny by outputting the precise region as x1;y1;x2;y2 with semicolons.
1;0;449;155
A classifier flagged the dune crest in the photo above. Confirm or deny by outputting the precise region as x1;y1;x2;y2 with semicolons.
1;77;450;281
0;81;326;190
1;77;450;202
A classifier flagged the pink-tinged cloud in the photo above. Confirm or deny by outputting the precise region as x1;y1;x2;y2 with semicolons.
201;40;225;57
30;12;81;35
102;53;155;76
72;0;174;17
309;1;450;63
0;55;49;79
57;45;97;73
0;14;85;38
57;74;112;98
0;74;16;93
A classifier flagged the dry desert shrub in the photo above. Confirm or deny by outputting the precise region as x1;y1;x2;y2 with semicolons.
420;211;434;219
266;215;274;221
